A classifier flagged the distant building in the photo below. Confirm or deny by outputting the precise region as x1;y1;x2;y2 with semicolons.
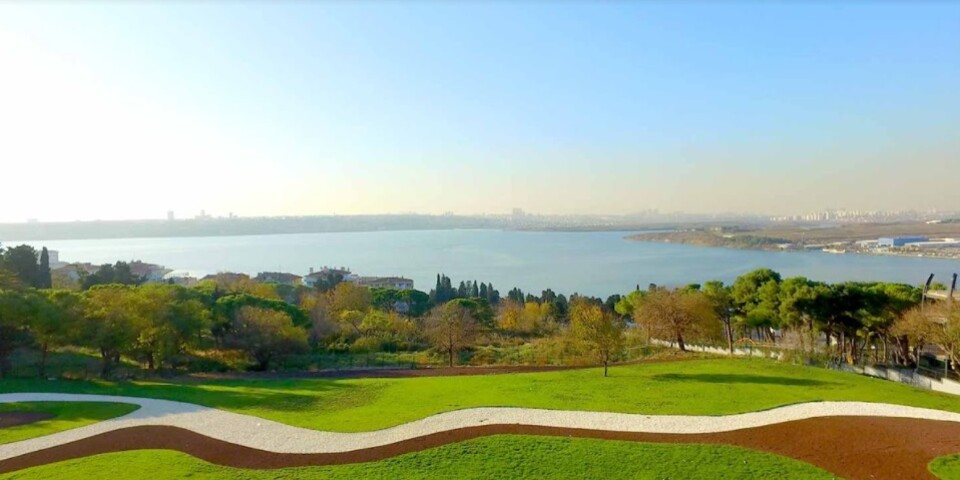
878;236;929;247
904;239;960;249
357;276;414;290
128;261;173;283
254;271;302;286
303;267;357;288
167;275;199;287
51;263;100;282
46;250;67;269
167;211;175;221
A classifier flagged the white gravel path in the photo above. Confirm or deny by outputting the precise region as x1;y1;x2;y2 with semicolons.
3;393;960;461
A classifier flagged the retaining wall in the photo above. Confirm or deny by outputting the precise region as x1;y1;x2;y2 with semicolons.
650;339;783;359
652;338;960;397
839;364;960;396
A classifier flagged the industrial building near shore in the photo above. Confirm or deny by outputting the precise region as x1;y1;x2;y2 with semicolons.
860;236;960;249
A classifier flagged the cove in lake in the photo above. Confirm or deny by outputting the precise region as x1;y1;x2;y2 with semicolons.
11;230;960;297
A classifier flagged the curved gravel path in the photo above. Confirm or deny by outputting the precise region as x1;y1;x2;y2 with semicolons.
3;393;960;462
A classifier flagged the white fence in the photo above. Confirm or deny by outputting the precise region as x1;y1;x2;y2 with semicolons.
652;338;960;397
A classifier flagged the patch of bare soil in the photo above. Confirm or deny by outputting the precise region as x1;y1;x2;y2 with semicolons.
1;416;957;479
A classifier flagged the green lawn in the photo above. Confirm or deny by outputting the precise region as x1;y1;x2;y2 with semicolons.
2;358;959;432
931;454;960;479
0;402;139;445
0;436;837;480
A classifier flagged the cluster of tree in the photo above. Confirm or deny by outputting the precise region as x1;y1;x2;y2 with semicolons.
80;261;144;289
616;269;935;368
2;245;955;378
0;244;52;289
429;274;501;305
0;283;313;377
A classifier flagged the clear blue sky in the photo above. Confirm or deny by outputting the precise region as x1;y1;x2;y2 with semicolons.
1;2;958;221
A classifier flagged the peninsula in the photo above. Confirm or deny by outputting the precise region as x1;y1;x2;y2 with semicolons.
628;221;960;259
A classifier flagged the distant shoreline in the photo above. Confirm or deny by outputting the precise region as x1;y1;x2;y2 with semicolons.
0;215;692;242
628;224;960;261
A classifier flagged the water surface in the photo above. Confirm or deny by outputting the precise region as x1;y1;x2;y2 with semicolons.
11;230;959;296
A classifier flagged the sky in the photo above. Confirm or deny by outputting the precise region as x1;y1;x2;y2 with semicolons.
0;2;958;222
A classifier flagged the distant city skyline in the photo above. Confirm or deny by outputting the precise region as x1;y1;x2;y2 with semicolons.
1;2;958;223
9;206;960;226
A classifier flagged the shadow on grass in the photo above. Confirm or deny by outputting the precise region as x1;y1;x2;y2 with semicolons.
0;378;366;413
651;373;836;386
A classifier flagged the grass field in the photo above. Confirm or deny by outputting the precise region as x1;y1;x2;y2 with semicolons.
0;402;138;445
0;436;837;480
3;358;960;432
931;454;960;479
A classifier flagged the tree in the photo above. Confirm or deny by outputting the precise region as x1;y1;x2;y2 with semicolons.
33;290;81;377
496;300;526;332
569;298;624;377
777;277;822;353
81;261;143;290
614;290;645;318
891;307;937;366
429;274;458;305
0;269;22;290
136;284;210;370
424;302;478;367
2;245;39;288
634;288;717;352
80;285;145;378
703;281;735;353
225;306;308;370
370;288;430;316
732;268;782;341
0;290;33;377
507;287;524;304
301;291;338;345
37;248;52;289
330;282;372;315
446;297;494;327
917;303;960;370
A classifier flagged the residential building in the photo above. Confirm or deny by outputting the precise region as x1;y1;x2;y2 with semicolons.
51;263;100;282
254;271;303;286
303;267;357;288
129;261;173;283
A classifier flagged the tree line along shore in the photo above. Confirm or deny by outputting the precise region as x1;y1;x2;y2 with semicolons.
0;242;958;379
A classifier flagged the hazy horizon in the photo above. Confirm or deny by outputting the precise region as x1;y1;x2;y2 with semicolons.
2;2;958;223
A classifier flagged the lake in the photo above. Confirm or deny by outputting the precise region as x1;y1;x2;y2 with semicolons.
9;230;960;297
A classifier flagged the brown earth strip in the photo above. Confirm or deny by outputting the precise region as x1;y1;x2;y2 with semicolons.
0;412;54;429
1;416;958;479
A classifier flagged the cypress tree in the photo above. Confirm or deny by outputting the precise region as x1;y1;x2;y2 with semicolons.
38;247;52;289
